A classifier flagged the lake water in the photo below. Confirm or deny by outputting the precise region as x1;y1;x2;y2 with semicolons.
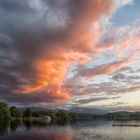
0;120;140;140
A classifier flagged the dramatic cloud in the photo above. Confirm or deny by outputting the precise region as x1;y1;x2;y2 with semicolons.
0;0;140;110
0;0;114;105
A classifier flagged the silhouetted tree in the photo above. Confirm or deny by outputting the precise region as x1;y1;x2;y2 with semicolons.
10;106;22;118
56;110;70;124
23;108;32;118
0;102;11;121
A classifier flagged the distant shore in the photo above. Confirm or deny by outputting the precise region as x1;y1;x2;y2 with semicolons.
112;124;140;127
1;102;140;124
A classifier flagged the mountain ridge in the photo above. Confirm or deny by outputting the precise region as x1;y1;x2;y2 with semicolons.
69;107;108;115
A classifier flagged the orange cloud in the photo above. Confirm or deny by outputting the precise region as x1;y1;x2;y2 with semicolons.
21;0;114;103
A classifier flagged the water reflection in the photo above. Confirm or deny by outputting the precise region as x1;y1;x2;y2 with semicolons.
0;120;10;136
10;120;22;132
0;120;72;140
0;120;140;140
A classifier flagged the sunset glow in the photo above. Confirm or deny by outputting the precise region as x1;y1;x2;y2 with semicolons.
0;0;140;111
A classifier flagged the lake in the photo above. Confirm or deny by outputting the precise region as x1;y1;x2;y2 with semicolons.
0;120;140;140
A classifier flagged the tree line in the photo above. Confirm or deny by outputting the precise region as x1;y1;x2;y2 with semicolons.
0;102;77;124
105;111;140;120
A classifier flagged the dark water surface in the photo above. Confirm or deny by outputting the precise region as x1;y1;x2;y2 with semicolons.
0;120;140;140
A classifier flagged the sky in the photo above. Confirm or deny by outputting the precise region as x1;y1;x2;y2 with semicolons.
0;0;140;111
